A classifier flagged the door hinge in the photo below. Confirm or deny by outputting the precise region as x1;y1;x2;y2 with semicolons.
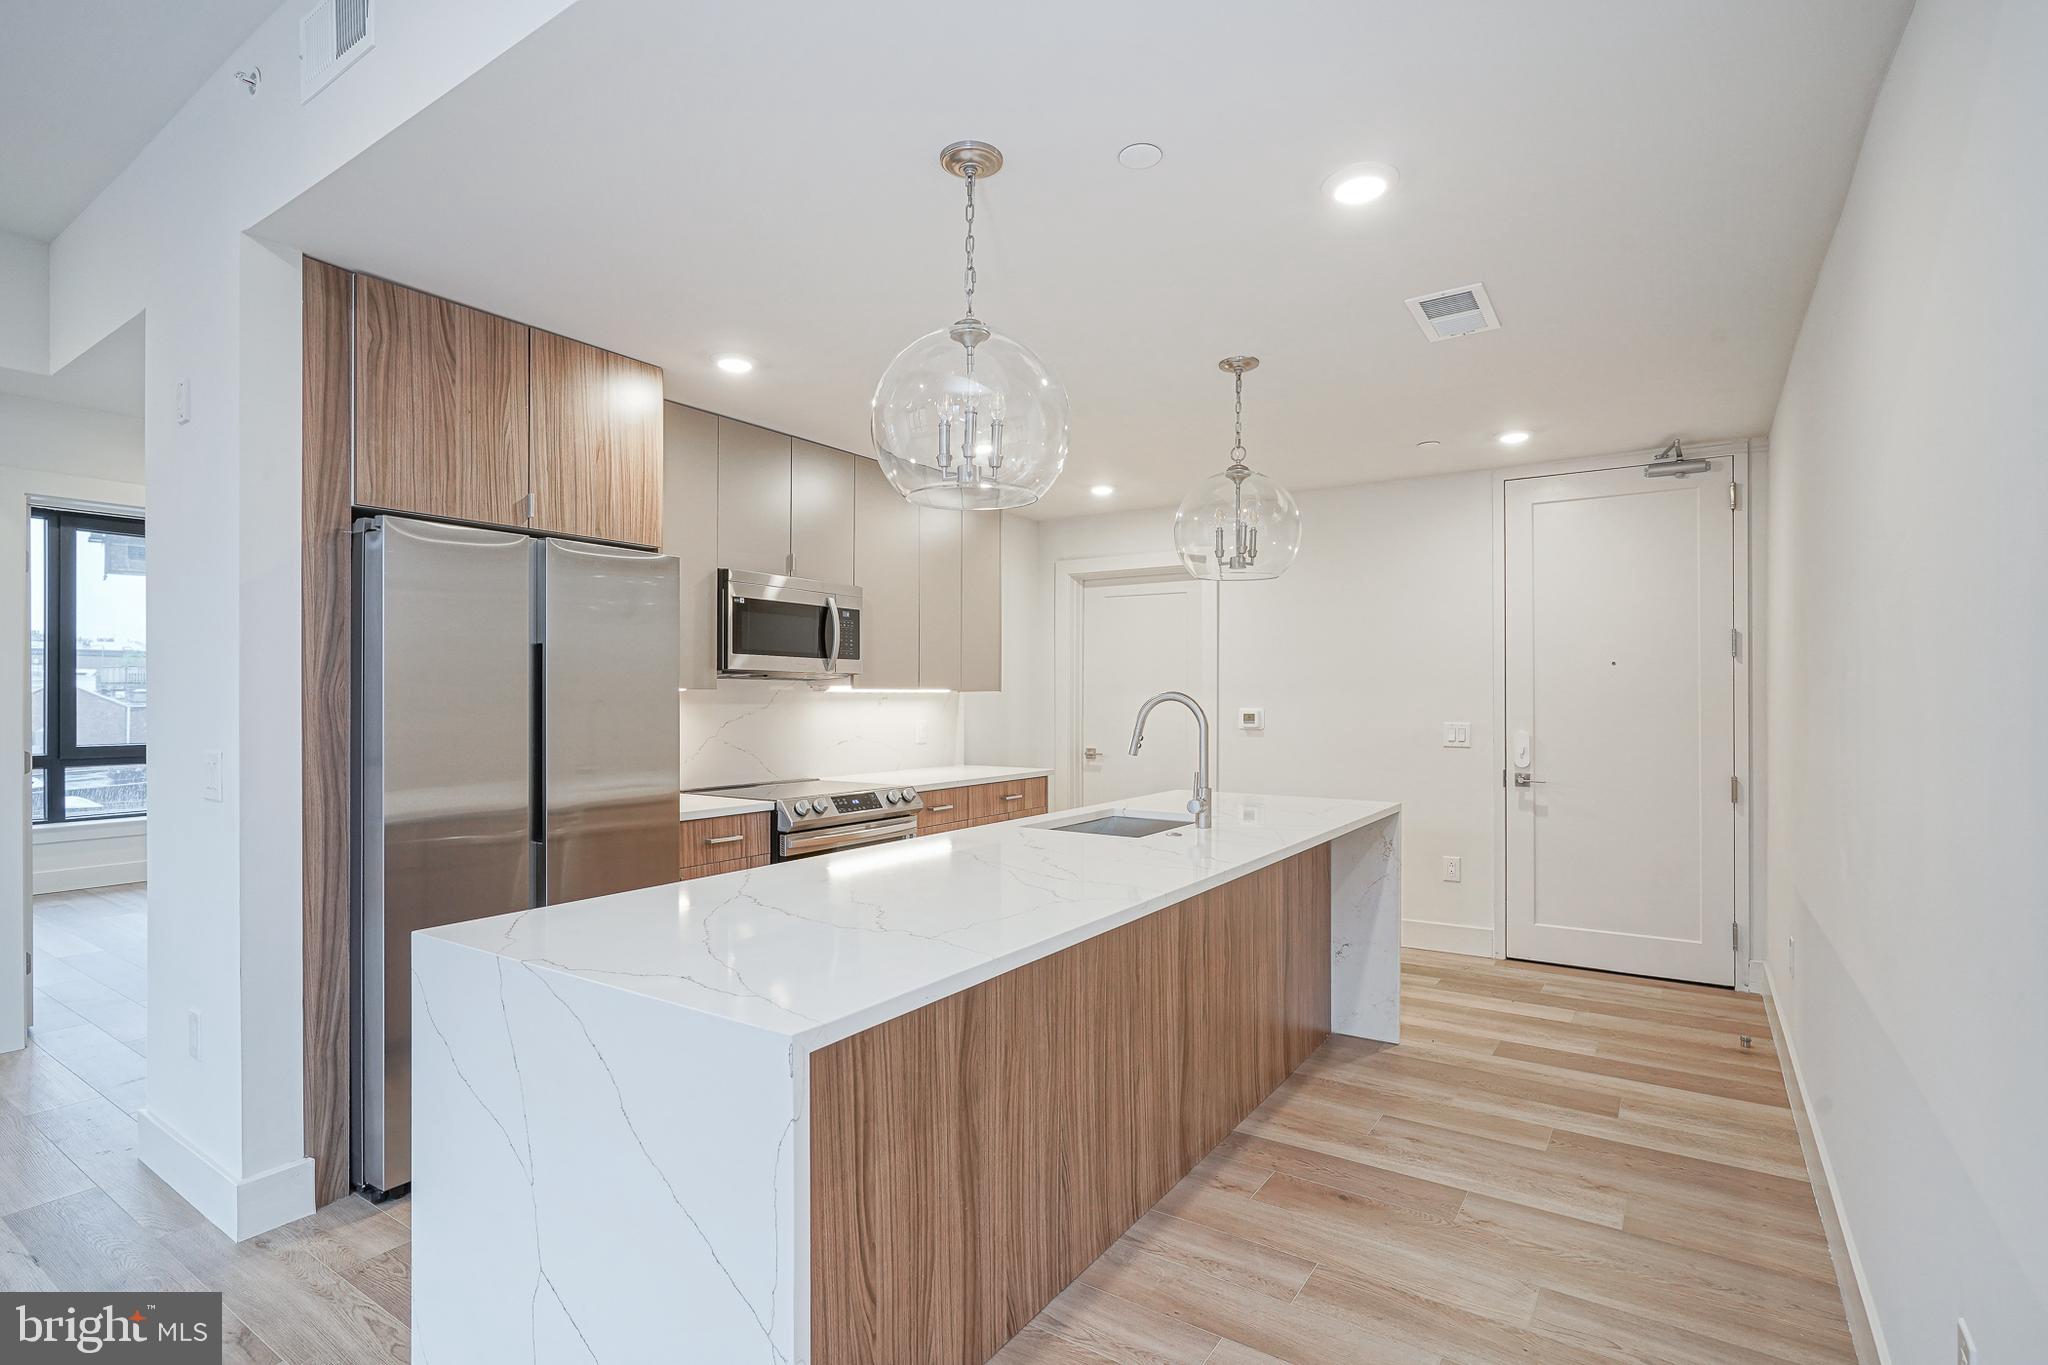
1729;481;1740;511
1501;768;1508;788
1730;775;1741;804
1732;920;1740;950
1731;627;1741;660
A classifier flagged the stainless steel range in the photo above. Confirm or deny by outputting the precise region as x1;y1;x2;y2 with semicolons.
695;779;925;861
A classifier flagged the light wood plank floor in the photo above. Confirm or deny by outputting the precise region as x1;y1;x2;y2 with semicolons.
1;919;1853;1365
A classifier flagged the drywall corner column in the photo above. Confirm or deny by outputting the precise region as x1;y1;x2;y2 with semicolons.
129;235;313;1237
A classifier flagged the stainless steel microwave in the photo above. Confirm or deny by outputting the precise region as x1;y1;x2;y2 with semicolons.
717;569;864;680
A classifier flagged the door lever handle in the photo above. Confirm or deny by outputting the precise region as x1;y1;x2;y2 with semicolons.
1084;747;1103;760
1513;772;1546;787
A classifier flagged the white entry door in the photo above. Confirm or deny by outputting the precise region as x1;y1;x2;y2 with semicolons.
1505;458;1736;986
1079;574;1208;805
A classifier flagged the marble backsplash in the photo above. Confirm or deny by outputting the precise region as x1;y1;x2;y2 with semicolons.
679;681;962;789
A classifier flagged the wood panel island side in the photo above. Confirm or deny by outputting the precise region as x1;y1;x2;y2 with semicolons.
410;791;1401;1365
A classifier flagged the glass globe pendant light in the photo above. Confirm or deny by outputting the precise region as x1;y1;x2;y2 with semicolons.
871;142;1070;509
1174;357;1303;580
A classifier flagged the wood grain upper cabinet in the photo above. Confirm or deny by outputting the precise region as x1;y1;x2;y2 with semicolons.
663;403;720;690
791;441;856;584
353;275;530;527
529;329;664;547
918;506;964;691
852;457;921;688
716;418;793;575
960;510;1002;692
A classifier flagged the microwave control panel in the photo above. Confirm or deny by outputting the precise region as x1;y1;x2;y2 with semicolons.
836;607;860;660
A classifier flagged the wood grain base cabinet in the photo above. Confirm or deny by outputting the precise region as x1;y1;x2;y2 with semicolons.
809;846;1331;1365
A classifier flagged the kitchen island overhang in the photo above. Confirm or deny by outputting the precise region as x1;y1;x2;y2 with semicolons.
411;791;1400;1365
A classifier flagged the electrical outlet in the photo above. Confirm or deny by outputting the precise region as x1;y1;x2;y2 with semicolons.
1442;856;1462;883
202;750;224;802
187;1010;200;1060
1957;1318;1977;1365
914;718;929;746
1442;721;1472;748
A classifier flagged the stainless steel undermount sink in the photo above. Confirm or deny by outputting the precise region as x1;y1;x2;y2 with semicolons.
1046;814;1192;839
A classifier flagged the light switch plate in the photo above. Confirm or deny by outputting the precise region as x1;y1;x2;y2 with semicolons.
201;750;224;802
1443;721;1472;748
175;379;192;425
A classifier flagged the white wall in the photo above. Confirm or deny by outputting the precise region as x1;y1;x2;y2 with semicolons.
0;394;146;1045
0;230;49;374
1763;0;2048;1356
993;473;1498;947
38;0;583;1235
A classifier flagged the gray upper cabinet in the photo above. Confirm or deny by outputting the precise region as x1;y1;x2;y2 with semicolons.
852;457;922;688
716;417;794;575
961;511;1003;692
662;403;721;690
791;440;856;584
917;507;964;692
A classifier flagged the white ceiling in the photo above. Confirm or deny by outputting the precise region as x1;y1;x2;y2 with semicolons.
0;316;143;416
259;0;1909;519
0;0;281;240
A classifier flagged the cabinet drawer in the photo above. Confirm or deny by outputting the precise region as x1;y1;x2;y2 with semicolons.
968;777;1047;822
678;813;773;870
916;787;968;834
679;852;771;882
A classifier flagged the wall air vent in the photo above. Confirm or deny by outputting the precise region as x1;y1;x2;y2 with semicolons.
1405;283;1501;342
300;0;373;102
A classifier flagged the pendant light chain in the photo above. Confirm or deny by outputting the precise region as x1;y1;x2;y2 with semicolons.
962;167;979;319
1230;367;1248;468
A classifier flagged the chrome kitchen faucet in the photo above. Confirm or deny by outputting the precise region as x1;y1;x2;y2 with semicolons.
1128;691;1213;829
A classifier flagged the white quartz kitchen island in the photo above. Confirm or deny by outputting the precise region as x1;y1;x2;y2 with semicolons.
410;791;1399;1365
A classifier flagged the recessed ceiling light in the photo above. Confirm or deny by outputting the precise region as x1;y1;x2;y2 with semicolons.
1090;484;1116;497
1323;162;1398;206
1117;143;1164;170
714;354;755;375
1497;430;1531;446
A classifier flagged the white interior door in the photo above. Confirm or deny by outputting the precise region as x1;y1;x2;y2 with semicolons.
1079;574;1206;805
1505;458;1736;986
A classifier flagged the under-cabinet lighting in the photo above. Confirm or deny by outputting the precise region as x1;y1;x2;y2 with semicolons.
824;685;954;694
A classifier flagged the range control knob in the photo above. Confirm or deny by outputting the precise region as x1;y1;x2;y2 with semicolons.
793;799;812;816
883;788;901;804
901;787;917;801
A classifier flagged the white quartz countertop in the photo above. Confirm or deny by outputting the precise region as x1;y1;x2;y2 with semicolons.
822;763;1050;790
677;791;776;820
424;790;1398;1051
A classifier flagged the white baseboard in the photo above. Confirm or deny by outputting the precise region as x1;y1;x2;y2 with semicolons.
137;1108;314;1241
33;859;147;895
1401;918;1494;957
1758;965;1888;1365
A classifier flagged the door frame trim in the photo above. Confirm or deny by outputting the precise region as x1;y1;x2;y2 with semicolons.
1051;552;1220;812
1488;437;1757;987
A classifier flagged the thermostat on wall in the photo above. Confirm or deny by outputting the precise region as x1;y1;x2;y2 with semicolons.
1237;707;1264;731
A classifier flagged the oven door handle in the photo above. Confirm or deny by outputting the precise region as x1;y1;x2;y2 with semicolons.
782;814;921;858
825;594;841;672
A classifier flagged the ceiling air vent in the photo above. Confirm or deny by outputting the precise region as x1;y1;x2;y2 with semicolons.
300;0;373;102
1405;283;1501;342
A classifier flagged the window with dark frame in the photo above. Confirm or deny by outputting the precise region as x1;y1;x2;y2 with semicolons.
30;508;147;824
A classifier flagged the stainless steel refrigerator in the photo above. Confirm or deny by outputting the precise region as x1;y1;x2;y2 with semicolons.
351;515;680;1197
